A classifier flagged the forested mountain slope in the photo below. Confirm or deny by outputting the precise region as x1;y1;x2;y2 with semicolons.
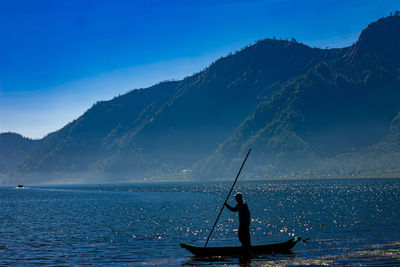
1;15;399;184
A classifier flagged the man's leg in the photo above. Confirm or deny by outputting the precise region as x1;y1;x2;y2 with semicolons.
239;224;251;248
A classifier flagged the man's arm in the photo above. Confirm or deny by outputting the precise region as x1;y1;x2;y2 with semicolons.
225;203;238;212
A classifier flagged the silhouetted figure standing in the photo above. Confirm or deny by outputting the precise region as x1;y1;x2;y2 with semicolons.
225;192;251;249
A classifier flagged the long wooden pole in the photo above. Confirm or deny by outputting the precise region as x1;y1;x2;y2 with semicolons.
204;148;251;248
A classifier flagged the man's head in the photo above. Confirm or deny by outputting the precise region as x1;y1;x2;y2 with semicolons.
234;192;243;203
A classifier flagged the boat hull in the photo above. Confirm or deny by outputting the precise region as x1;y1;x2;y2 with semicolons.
180;237;301;257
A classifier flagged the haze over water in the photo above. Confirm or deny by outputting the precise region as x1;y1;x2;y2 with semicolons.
1;179;399;265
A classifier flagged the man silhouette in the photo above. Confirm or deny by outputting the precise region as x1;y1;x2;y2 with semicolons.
225;192;251;248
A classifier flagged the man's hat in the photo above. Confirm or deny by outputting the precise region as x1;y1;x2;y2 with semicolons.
234;192;243;198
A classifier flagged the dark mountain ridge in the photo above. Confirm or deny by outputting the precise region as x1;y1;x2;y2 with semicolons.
193;15;400;179
347;15;400;67
1;15;400;184
0;133;39;171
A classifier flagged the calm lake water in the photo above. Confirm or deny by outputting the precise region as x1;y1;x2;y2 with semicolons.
1;179;400;266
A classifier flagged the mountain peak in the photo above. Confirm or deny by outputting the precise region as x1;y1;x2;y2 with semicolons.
346;15;400;66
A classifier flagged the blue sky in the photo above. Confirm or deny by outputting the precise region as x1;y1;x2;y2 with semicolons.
1;0;399;139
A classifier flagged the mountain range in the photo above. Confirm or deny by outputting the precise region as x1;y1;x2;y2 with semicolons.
1;15;400;185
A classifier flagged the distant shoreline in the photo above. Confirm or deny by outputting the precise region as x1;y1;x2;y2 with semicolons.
2;176;399;187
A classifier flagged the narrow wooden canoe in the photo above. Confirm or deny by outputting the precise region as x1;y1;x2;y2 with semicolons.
181;237;302;257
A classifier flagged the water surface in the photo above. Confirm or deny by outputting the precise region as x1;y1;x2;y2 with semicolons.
1;179;399;265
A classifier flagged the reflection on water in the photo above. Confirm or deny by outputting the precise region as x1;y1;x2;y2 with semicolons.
0;179;399;265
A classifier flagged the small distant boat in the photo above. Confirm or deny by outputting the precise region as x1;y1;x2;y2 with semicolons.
17;184;24;188
180;237;303;257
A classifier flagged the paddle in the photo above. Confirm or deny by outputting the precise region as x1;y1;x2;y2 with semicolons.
204;148;252;248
